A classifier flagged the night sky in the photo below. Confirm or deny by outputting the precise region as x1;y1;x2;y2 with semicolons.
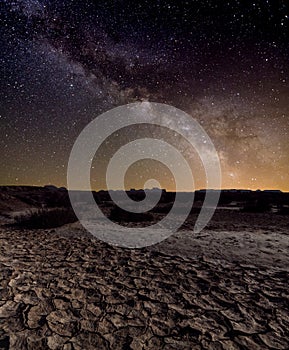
1;0;289;191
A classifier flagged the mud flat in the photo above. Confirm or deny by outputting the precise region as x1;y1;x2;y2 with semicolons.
0;209;289;349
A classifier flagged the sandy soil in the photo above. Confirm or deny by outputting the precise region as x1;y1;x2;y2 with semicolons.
0;210;289;349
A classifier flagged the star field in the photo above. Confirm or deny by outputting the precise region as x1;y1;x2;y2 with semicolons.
1;0;289;191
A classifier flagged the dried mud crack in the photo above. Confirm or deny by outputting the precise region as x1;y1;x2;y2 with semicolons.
0;227;288;349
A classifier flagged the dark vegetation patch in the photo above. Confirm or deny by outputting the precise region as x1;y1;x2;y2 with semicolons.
14;208;78;229
109;206;154;223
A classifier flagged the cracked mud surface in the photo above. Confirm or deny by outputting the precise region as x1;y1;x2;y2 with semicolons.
0;223;289;349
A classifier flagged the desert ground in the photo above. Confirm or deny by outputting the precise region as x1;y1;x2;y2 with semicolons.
0;187;289;349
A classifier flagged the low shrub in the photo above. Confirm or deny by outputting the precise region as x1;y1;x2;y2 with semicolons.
14;208;78;229
277;206;289;215
109;206;154;223
150;203;201;215
241;199;271;213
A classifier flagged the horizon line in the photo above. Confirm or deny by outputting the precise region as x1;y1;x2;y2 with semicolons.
0;184;288;193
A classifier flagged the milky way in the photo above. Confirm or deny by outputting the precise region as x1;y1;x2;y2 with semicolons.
1;0;289;190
